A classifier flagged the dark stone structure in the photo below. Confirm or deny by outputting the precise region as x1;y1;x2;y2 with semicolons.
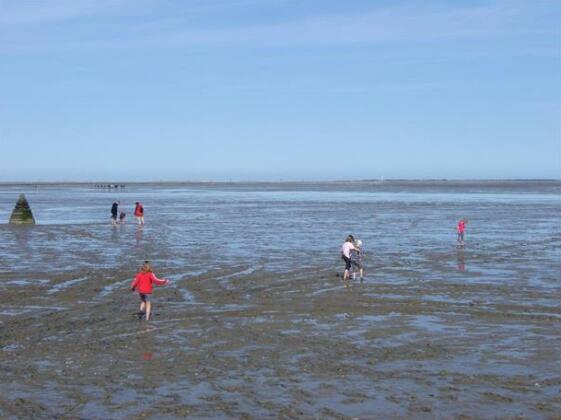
9;194;36;225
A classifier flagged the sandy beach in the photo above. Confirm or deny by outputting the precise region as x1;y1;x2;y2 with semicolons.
0;182;560;418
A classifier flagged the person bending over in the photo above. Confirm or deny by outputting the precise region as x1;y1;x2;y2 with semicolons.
341;235;356;281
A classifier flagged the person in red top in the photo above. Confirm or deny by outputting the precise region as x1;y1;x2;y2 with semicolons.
457;218;468;245
134;202;145;225
131;261;169;321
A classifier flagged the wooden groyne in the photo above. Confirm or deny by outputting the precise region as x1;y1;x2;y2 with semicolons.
9;194;35;225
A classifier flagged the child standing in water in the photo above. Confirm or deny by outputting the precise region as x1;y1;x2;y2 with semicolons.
134;202;145;225
350;239;364;280
131;261;169;321
341;235;356;281
457;218;468;245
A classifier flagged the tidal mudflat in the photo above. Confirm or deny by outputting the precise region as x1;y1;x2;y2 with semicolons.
0;181;560;418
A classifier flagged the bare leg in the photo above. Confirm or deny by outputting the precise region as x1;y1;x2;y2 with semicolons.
359;268;364;280
139;301;145;313
145;301;152;321
343;269;349;281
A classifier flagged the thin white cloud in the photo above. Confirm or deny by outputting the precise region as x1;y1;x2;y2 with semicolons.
154;5;504;47
113;2;558;53
0;0;132;24
0;0;558;52
0;0;286;25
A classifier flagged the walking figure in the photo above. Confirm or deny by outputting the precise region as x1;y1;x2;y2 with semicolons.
130;261;169;321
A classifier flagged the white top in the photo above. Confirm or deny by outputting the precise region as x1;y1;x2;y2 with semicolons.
341;242;356;258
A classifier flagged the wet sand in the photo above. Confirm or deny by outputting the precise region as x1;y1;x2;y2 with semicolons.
0;183;560;418
1;256;560;418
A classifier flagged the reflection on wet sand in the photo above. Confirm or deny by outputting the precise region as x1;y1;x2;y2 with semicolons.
456;251;466;272
13;225;33;258
135;225;144;244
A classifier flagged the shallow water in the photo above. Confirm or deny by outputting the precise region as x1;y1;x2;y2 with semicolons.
1;181;559;278
0;181;560;418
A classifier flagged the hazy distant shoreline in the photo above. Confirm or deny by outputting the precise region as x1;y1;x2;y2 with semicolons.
0;179;559;188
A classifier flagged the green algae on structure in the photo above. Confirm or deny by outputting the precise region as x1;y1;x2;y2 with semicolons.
9;194;36;224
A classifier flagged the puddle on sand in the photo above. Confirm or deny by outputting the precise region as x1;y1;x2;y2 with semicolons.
1;279;50;287
96;279;131;299
47;277;88;294
166;271;208;303
0;305;67;317
409;315;452;334
310;285;346;295
214;267;259;288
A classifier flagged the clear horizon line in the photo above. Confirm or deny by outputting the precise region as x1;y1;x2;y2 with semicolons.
0;178;560;186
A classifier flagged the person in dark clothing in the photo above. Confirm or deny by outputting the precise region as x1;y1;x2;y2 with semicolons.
111;201;119;225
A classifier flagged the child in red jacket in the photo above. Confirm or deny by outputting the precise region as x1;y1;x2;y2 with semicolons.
134;202;145;225
131;261;169;321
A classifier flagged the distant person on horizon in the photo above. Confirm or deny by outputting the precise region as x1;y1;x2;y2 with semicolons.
134;202;145;225
110;201;119;225
341;235;356;281
131;261;169;321
457;218;468;246
350;239;364;281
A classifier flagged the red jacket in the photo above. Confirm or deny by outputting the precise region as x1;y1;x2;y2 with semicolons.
131;272;167;294
134;204;144;217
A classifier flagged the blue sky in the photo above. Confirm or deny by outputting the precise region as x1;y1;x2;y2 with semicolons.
1;0;560;181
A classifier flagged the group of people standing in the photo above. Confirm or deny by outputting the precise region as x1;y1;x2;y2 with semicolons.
341;218;469;281
111;201;145;225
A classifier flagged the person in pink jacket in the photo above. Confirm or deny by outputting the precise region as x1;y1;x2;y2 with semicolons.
130;261;169;320
457;218;468;245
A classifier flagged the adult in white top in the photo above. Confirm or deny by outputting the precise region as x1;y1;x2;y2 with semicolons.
341;235;356;281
